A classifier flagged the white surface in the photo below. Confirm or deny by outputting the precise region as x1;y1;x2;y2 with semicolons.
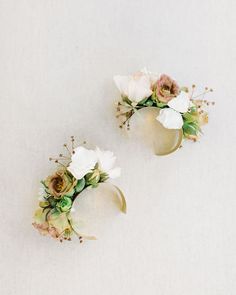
0;1;235;294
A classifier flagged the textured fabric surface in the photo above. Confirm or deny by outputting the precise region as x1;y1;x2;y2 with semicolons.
0;1;235;294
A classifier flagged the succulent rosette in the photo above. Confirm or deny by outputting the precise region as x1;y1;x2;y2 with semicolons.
114;69;214;151
33;137;126;242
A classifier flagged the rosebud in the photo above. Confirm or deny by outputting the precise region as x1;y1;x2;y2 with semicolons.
85;169;100;187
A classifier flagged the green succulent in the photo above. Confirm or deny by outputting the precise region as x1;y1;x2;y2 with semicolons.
182;107;202;137
144;99;153;106
57;196;72;212
75;178;86;193
64;188;75;197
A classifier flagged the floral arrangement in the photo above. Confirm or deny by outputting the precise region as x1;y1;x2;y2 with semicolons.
33;137;126;242
114;69;214;142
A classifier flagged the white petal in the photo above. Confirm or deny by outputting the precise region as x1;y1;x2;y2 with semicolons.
168;91;190;113
140;68;158;85
128;75;153;102
108;167;121;179
67;146;98;179
95;147;120;179
114;72;152;102
95;147;115;171
156;108;184;129
113;75;129;97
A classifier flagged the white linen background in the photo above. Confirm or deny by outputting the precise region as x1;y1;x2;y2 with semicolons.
0;0;235;294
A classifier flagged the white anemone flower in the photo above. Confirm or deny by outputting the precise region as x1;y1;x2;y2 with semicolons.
114;71;153;103
67;146;97;180
140;67;159;87
157;91;190;129
167;91;190;113
95;147;121;179
157;108;184;129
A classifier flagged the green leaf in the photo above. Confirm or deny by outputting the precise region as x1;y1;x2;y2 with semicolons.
75;178;86;193
183;112;196;123
122;96;132;105
151;92;157;101
156;102;167;108
40;180;48;188
39;201;50;208
183;122;199;135
138;97;148;105
48;196;58;207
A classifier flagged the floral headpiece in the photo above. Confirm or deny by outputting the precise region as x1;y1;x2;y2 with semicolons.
33;137;126;242
114;69;214;155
